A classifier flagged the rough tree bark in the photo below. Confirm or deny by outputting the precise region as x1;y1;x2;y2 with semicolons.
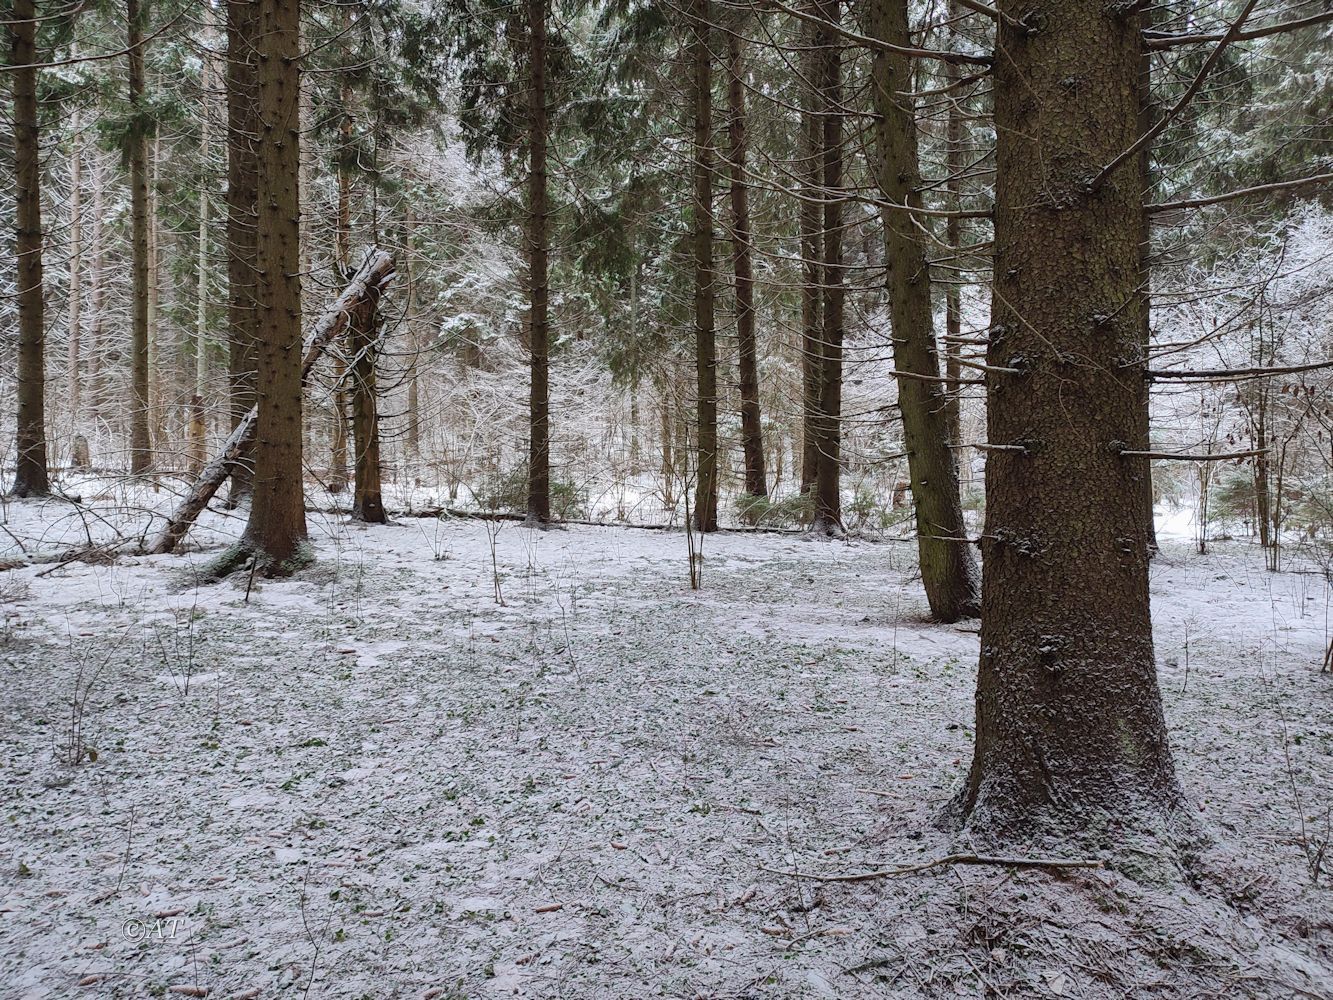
68;106;83;434
328;77;354;496
526;0;552;524
226;0;260;503
147;252;394;555
127;0;153;475
10;0;49;497
236;0;307;574
691;0;719;533
951;0;1189;847
726;29;766;501
349;295;386;524
798;5;823;496
869;0;979;622
811;0;843;534
942;0;965;451
1135;14;1160;554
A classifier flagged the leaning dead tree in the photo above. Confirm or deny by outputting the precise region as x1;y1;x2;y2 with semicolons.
145;250;396;555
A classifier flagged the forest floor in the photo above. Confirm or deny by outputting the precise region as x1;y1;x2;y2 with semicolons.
0;475;1331;999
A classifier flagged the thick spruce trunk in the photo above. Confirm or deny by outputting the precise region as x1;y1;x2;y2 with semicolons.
952;0;1188;846
526;0;552;524
811;0;843;533
127;0;153;475
869;0;979;622
726;31;766;501
226;0;260;503
1135;19;1159;554
691;0;719;533
10;0;49;497
238;0;307;574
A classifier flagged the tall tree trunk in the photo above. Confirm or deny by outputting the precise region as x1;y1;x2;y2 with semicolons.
68;108;84;435
869;0;979;622
148;131;165;457
10;0;48;496
190;17;214;476
812;0;843;533
88;153;106;424
239;0;307;573
691;0;719;533
226;0;260;504
726;30;766;501
350;294;386;523
942;1;965;451
404;207;421;459
1136;16;1159;554
127;0;152;474
328;81;354;495
526;0;551;524
952;1;1187;845
798;7;823;496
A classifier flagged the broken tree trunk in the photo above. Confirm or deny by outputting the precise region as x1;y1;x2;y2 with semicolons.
145;250;396;555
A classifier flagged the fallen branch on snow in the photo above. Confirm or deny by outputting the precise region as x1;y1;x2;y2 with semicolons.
764;853;1105;882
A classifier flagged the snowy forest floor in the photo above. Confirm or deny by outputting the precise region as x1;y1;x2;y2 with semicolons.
1;477;1331;999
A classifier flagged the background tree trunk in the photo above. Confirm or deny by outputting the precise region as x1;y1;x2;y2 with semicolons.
726;30;766;502
226;0;260;504
350;296;386;523
127;0;153;475
328;78;354;495
811;0;843;533
691;0;719;533
798;6;823;497
11;0;49;497
526;0;551;524
870;0;979;622
68;108;84;438
952;0;1188;846
1136;14;1160;554
240;0;307;573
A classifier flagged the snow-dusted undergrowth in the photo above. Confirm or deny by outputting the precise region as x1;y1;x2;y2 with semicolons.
0;481;1330;998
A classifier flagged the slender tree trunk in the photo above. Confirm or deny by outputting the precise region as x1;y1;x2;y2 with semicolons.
238;0;307;573
526;0;552;524
328;81;354;495
691;0;719;532
10;0;48;496
350;295;386;523
951;0;1188;846
726;30;766;502
127;0;152;474
942;4;964;451
68;108;84;434
226;0;260;504
812;0;843;533
798;5;822;496
88;154;106;425
190;18;214;476
869;0;979;621
404;207;421;459
148;131;165;456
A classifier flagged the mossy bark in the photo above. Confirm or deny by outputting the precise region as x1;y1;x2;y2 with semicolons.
952;0;1188;847
869;0;980;622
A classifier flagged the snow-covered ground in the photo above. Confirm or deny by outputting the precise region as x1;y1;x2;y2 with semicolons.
0;478;1330;998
